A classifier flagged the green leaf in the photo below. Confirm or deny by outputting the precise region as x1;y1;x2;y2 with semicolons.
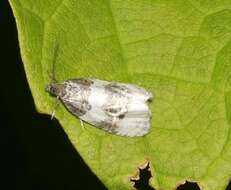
10;0;231;189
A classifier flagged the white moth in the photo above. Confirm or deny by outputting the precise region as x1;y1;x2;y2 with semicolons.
46;78;153;137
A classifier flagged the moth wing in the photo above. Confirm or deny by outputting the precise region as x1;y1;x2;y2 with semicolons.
113;102;151;137
62;99;88;117
121;83;153;101
88;78;153;101
79;102;151;137
98;93;151;136
65;78;153;137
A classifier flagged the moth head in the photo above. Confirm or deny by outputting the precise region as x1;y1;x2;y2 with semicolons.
46;83;66;97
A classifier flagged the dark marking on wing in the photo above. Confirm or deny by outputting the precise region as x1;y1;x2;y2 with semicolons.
118;114;125;119
83;100;92;110
63;100;91;117
104;106;128;119
104;107;122;114
105;83;130;95
69;78;94;86
96;120;118;133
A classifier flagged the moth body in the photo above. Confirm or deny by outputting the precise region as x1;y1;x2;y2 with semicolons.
46;78;153;137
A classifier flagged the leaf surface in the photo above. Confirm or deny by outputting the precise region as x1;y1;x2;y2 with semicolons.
10;0;231;189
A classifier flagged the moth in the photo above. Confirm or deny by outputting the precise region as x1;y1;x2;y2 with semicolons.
46;78;153;137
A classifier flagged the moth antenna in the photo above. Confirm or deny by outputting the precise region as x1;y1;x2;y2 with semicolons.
47;70;57;83
51;96;60;120
48;43;60;83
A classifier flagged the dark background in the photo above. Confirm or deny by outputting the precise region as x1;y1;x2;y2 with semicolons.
1;1;231;190
0;1;107;190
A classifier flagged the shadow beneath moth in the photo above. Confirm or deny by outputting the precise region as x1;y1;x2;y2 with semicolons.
46;78;153;137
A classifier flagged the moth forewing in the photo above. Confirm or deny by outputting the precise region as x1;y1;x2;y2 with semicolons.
46;78;153;137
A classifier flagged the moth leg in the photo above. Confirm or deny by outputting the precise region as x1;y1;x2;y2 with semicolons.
80;119;85;129
51;97;60;120
51;110;56;120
